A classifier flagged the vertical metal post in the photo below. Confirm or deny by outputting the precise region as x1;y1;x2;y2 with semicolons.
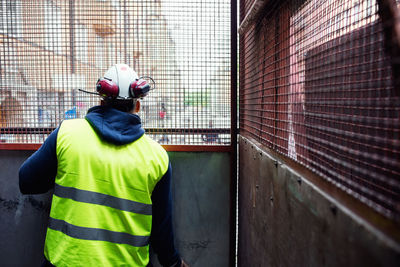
69;0;75;74
230;0;238;266
69;0;76;107
124;0;128;63
273;12;279;150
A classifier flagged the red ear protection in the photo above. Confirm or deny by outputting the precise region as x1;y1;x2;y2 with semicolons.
96;78;119;99
96;77;151;99
129;78;151;98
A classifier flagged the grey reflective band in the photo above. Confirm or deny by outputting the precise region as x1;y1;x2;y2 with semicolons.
48;217;149;247
54;184;152;215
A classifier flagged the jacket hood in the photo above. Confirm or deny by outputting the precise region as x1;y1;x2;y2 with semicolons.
85;105;145;145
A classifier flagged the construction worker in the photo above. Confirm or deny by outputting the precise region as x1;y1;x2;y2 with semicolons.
19;64;188;267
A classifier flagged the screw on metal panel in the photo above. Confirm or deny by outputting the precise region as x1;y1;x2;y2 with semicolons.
255;185;259;189
270;197;274;202
274;160;278;167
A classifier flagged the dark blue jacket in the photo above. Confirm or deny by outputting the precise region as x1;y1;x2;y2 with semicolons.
19;106;180;267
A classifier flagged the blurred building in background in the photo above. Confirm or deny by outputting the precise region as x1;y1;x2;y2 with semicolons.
0;0;181;139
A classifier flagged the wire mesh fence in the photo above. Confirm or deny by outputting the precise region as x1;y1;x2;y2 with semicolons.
0;0;231;146
239;0;400;220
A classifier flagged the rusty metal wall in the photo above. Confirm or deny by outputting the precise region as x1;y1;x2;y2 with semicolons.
0;150;230;267
238;136;400;267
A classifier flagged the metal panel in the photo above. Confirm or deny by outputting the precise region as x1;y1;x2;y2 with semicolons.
238;136;400;267
166;152;231;267
0;150;52;267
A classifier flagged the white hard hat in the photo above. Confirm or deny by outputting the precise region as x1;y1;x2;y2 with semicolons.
103;64;139;99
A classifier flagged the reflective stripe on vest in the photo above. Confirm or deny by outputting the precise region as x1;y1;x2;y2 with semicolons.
54;184;152;215
48;217;150;247
44;118;169;267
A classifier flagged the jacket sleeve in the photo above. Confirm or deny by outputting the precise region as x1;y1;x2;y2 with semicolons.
19;128;59;194
150;163;181;267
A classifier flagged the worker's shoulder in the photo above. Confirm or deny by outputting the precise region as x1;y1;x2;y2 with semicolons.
141;134;166;149
58;119;88;134
140;134;168;154
60;118;87;127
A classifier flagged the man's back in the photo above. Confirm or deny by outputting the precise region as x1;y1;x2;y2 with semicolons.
19;64;185;267
44;117;169;266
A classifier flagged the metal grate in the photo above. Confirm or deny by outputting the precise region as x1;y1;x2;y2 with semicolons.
0;0;231;146
239;0;400;219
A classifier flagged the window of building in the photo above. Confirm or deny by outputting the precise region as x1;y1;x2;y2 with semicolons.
108;42;124;64
44;0;62;53
0;0;22;38
75;23;88;63
95;36;105;68
37;91;65;127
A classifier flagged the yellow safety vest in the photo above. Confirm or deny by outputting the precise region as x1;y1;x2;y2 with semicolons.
44;118;169;267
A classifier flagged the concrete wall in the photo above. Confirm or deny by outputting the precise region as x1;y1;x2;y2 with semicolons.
238;136;400;267
0;150;230;267
0;150;51;267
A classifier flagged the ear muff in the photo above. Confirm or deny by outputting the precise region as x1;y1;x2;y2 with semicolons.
129;78;151;98
94;76;153;99
96;78;119;99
